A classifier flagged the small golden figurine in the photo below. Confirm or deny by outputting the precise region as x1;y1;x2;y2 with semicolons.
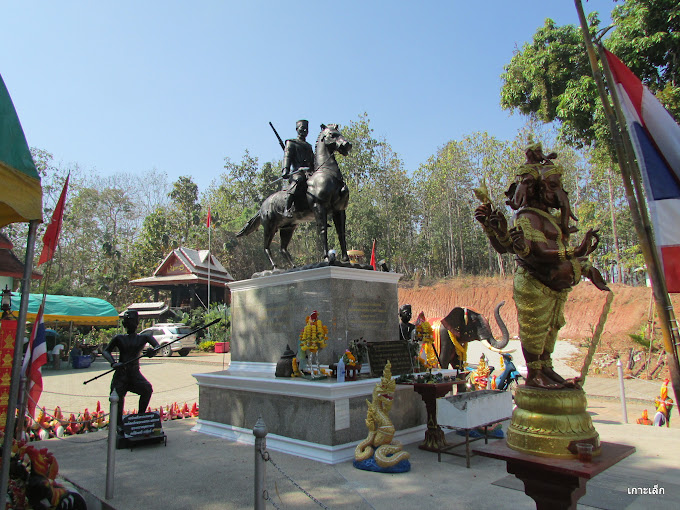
354;361;411;472
470;354;491;390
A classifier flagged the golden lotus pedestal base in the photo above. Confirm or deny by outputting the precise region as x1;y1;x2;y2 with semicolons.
507;385;600;459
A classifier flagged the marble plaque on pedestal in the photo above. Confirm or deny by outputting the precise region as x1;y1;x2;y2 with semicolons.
228;266;401;365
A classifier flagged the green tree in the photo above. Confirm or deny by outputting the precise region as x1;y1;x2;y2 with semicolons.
497;3;680;284
169;176;201;244
129;207;175;280
500;16;606;151
607;0;680;118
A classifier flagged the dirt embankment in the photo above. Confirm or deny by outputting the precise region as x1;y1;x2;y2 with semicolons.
398;276;679;379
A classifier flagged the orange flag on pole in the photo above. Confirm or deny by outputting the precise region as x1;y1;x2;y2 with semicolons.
370;239;377;270
38;174;69;266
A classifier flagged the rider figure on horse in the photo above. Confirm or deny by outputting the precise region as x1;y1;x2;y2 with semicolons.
282;119;315;218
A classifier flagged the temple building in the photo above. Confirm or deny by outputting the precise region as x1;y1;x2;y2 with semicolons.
0;232;42;291
129;247;234;311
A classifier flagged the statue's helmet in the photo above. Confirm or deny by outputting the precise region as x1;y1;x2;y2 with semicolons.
296;119;309;129
399;304;412;319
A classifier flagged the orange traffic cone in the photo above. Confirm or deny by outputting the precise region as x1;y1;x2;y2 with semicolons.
173;402;182;419
190;403;199;417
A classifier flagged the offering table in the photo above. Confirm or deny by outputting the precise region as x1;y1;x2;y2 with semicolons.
473;441;635;509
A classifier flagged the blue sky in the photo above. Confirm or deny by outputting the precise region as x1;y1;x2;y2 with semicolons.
2;1;613;193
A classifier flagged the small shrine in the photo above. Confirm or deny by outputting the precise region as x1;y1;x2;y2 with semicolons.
129;247;234;309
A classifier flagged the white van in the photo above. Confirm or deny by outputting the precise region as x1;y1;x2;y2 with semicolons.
140;323;196;357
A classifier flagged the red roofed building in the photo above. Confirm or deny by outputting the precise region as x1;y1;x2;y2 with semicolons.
129;247;234;309
0;232;42;291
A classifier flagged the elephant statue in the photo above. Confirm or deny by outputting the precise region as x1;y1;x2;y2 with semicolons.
437;301;510;370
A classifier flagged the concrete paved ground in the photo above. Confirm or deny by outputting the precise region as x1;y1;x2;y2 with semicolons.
37;413;679;510
39;351;232;416
32;349;678;509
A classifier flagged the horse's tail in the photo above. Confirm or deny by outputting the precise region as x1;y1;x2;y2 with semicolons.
236;212;261;237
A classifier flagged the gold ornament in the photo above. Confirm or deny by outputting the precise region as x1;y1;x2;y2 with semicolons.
507;386;600;458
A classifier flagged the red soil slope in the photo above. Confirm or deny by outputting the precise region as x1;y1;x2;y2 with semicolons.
398;277;680;369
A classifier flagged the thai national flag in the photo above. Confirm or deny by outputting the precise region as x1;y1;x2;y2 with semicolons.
22;303;47;418
604;49;680;292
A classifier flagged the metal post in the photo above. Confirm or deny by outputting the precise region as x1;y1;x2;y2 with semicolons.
616;359;628;423
106;390;119;500
253;417;267;510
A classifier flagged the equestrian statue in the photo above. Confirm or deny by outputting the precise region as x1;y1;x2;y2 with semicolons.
236;122;352;269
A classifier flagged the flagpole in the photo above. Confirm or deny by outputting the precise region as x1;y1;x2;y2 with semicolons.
15;173;69;433
15;255;53;437
0;220;38;509
597;43;680;401
207;206;211;342
574;0;680;410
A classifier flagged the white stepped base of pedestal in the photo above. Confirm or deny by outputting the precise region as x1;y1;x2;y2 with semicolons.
192;419;426;465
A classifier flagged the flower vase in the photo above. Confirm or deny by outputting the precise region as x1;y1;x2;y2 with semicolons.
310;351;322;379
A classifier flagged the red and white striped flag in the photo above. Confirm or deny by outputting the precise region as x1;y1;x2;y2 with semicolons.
604;49;680;292
22;304;47;418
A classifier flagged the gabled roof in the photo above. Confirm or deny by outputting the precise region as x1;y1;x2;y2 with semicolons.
0;232;42;280
129;247;234;288
0;232;13;250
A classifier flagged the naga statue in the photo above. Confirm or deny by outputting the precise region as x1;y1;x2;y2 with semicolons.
354;361;411;472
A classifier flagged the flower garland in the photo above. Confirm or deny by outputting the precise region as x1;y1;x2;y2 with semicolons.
342;349;357;367
415;320;438;369
299;310;328;354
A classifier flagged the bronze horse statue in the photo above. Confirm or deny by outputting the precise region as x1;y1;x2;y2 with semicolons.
237;124;352;268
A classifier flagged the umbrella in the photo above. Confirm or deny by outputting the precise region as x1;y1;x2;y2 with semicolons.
0;72;43;509
0;73;42;228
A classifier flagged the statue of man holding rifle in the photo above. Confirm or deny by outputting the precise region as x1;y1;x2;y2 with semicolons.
280;119;314;218
102;310;159;430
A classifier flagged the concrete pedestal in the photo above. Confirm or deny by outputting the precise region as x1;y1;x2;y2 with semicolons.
228;266;401;365
193;267;420;464
193;363;426;464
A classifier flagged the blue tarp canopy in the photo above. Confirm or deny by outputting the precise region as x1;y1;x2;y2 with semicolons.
10;293;119;326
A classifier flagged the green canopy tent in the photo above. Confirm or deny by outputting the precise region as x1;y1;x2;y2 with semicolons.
10;293;119;326
11;293;119;354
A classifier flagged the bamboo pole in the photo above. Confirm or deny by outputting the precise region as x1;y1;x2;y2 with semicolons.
574;0;680;412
